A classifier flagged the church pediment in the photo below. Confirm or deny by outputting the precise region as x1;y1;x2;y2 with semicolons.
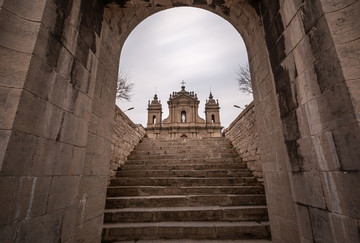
170;95;197;103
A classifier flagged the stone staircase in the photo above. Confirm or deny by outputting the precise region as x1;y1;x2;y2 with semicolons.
102;137;270;242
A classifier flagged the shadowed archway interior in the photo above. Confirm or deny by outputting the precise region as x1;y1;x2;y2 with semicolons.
0;0;359;242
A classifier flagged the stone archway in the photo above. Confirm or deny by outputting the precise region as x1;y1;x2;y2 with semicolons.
0;1;359;242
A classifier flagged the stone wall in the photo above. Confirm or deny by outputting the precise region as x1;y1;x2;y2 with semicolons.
1;1;359;242
110;106;146;178
224;102;262;181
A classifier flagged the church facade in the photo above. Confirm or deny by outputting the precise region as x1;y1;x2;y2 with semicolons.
146;83;223;138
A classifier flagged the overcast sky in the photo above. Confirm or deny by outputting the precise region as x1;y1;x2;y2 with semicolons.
116;7;253;128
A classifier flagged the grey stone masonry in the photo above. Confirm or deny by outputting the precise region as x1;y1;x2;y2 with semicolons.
0;0;359;242
110;105;146;179
224;102;262;181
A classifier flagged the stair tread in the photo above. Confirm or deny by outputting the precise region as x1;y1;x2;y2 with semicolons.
104;205;268;213
103;221;270;228
107;194;265;199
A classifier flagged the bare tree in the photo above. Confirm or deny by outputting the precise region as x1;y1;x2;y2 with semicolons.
117;68;134;101
235;64;252;94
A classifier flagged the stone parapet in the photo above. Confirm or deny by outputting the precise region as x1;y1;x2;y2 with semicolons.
110;106;146;179
224;102;262;181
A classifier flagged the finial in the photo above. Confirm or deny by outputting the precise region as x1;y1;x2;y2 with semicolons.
181;80;186;86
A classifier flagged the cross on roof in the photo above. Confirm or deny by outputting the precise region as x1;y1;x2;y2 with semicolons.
181;80;186;86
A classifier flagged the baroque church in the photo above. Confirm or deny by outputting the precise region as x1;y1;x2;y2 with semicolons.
146;82;223;138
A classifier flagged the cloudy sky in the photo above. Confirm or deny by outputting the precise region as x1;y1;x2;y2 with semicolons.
116;7;253;128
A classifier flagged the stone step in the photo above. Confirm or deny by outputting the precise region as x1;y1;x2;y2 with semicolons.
110;240;271;243
121;164;247;171
124;158;243;165
106;186;265;197
105;194;267;209
102;221;271;241
127;156;237;161
132;148;235;154
116;169;253;178
104;205;269;223
109;177;258;187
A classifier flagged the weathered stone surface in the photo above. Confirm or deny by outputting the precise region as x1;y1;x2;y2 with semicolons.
110;105;146;178
47;176;80;211
0;7;41;53
225;102;262;180
0;0;359;242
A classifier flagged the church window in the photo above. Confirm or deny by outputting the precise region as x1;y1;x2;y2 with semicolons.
211;114;215;123
181;111;186;123
153;115;156;124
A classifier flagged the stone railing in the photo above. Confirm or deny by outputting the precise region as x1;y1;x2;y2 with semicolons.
110;105;146;178
224;101;262;181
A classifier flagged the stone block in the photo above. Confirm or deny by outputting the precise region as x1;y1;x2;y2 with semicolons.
307;15;334;60
326;1;360;44
297;136;318;171
0;7;40;53
314;45;344;93
336;39;360;81
80;176;108;198
305;82;356;135
69;147;86;175
83;193;107;221
294;65;321;106
301;0;324;33
15;211;63;242
331;123;360;171
283;11;305;55
3;0;46;21
346;79;360;120
83;153;111;176
75;214;103;242
31;139;73;176
330;213;360;243
23;53;54;100
0;176;19;226
279;0;302;27
292;35;315;76
312;131;340;171
58;112;88;147
13;90;63;140
47;176;80;211
320;0;358;13
61;206;78;242
294;204;313;242
308;207;335;242
0;45;32;88
69;59;92;95
290;171;326;209
0;221;21;243
320;171;360;218
0;87;22;130
0;129;11;169
1;131;38;176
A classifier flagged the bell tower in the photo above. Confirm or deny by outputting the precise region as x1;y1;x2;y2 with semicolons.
147;94;162;128
205;92;221;126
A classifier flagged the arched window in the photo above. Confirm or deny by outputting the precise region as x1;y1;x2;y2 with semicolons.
211;114;215;123
181;111;186;123
153;115;156;124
